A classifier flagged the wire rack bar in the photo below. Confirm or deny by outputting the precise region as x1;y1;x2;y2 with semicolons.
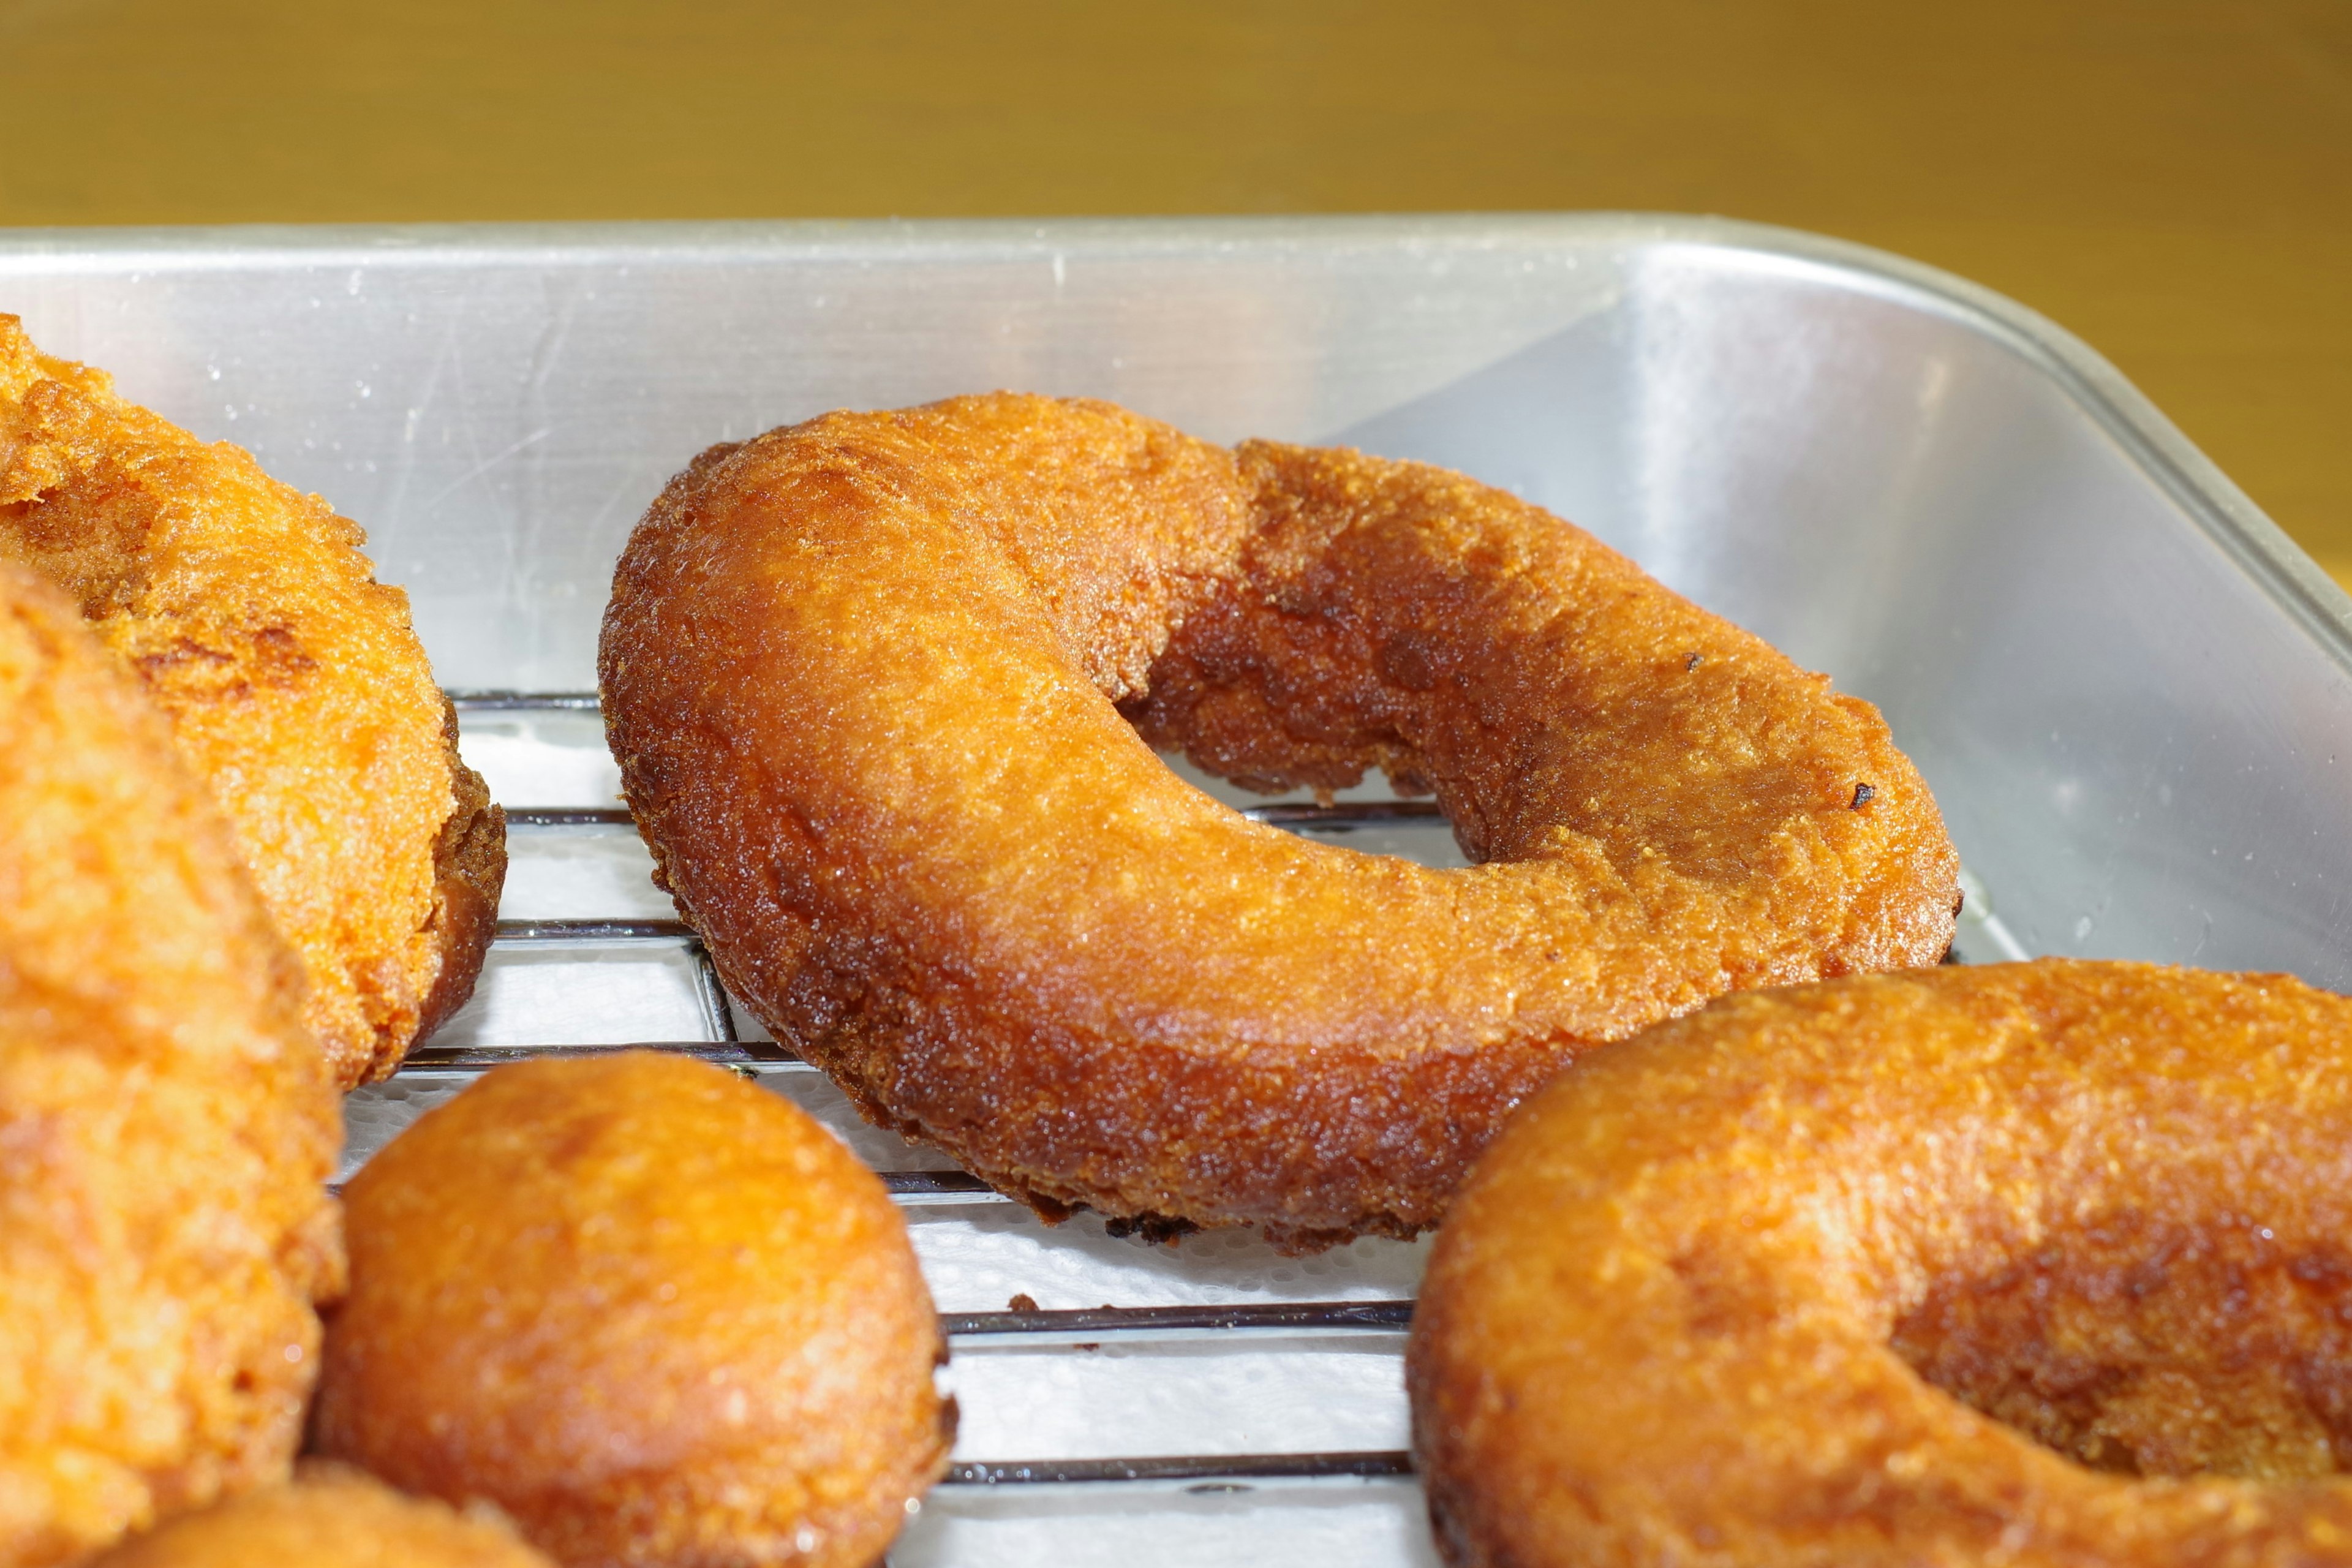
883;1170;1011;1201
943;1452;1413;1487
400;1039;804;1070
450;690;602;712
494;917;693;942
1244;800;1442;826
691;945;741;1041
508;807;636;826
944;1300;1412;1339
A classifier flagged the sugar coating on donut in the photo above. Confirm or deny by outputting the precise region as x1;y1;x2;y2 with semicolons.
0;315;503;1087
600;393;1959;1248
0;562;343;1565
1411;960;2352;1568
314;1051;952;1568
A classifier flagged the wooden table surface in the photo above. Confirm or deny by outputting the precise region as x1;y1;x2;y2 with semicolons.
3;0;2345;582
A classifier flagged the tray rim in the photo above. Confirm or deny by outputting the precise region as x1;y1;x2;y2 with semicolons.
4;209;2343;675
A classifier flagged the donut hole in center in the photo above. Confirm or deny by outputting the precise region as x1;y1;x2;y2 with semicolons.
1890;1218;2352;1480
1114;442;1871;884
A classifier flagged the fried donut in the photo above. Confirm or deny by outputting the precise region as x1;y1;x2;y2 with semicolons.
1411;960;2352;1568
313;1050;952;1568
0;315;504;1087
89;1464;553;1568
0;562;342;1566
600;393;1958;1248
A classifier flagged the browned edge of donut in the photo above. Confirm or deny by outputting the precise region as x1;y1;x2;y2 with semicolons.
406;699;505;1069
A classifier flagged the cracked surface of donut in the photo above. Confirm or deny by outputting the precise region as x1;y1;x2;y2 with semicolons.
600;393;1958;1248
0;316;503;1087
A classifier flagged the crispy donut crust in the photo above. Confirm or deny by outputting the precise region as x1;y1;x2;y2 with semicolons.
1411;960;2352;1568
600;393;1958;1248
89;1464;552;1568
314;1052;952;1568
0;563;342;1567
0;316;505;1087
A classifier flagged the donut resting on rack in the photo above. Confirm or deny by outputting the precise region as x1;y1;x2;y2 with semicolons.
599;393;1959;1250
314;1051;951;1568
0;316;504;1087
1412;960;2352;1567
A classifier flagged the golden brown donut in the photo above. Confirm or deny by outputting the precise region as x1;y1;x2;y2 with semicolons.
0;562;342;1567
0;315;504;1087
1411;960;2352;1568
89;1464;553;1568
313;1050;952;1568
600;393;1958;1248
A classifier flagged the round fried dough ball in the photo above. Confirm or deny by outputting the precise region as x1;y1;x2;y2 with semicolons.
314;1051;952;1568
0;562;342;1564
89;1464;554;1567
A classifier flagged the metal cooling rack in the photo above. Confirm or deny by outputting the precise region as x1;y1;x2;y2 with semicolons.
423;687;2019;1560
431;691;1428;1503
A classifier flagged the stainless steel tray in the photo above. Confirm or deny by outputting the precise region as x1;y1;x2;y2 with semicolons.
9;214;2350;1567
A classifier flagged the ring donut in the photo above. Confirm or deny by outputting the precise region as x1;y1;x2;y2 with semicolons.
600;393;1958;1248
1411;960;2352;1567
1;562;341;1562
0;317;504;1086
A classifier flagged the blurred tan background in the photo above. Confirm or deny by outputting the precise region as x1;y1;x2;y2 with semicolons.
2;0;2346;581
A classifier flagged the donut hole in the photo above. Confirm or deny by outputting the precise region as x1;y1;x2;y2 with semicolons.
1891;1218;2352;1480
1119;440;1887;881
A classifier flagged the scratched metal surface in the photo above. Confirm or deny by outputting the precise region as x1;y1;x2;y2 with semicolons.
9;215;2352;1565
6;216;2350;982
